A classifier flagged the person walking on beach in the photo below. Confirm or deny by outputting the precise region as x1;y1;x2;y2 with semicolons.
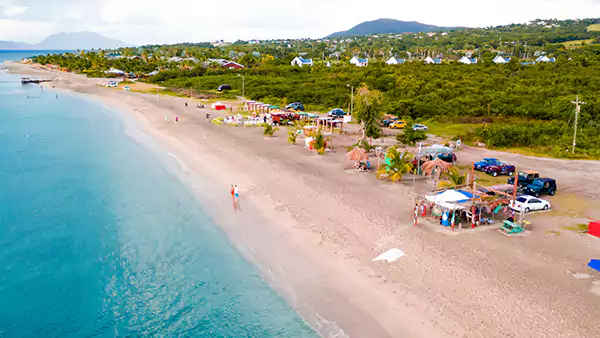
185;102;188;107
233;185;240;211
230;185;236;210
164;116;168;124
206;113;210;122
175;116;179;124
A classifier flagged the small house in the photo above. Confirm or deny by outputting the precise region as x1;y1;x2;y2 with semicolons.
222;61;244;69
458;56;478;64
493;55;511;64
291;56;313;67
424;56;442;64
535;55;556;63
350;56;368;67
386;57;405;65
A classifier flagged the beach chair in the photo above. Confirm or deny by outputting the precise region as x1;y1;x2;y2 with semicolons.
501;220;524;235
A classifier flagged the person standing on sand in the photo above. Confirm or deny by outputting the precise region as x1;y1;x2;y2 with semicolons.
175;116;179;123
234;185;240;210
230;185;236;210
164;116;168;124
185;102;188;107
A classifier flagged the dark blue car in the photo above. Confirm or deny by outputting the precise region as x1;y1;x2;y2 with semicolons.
474;158;501;171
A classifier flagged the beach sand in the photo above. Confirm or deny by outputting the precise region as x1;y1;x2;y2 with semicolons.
9;63;600;338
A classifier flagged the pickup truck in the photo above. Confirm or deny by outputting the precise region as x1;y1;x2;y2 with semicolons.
484;162;516;177
474;158;501;171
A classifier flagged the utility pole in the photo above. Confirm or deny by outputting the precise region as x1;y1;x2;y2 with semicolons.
571;95;586;153
238;74;245;99
347;84;354;115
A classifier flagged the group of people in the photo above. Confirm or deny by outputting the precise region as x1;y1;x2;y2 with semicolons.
355;160;372;172
164;116;180;124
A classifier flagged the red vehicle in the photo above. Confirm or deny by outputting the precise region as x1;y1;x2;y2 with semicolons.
484;162;516;177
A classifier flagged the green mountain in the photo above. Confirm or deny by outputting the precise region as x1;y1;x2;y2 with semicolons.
327;18;452;38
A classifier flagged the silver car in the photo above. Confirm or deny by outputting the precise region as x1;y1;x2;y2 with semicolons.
412;124;428;131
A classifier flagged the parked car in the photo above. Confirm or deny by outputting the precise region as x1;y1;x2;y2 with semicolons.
389;120;407;129
285;102;305;111
412;124;428;131
523;178;557;197
474;158;501;171
484;162;516;177
327;108;347;117
382;117;399;127
508;170;540;187
510;195;551;213
218;84;232;91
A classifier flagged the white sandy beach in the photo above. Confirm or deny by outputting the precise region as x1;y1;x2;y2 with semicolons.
9;63;600;338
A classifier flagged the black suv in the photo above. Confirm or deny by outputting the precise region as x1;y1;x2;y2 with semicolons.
218;84;232;91
523;178;557;197
285;102;305;111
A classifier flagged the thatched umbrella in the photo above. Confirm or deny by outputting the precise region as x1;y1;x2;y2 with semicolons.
346;147;368;163
421;158;453;190
421;158;452;177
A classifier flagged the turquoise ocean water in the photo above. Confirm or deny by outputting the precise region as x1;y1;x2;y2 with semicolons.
0;54;315;337
0;50;71;63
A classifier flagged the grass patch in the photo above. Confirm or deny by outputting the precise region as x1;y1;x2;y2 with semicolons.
562;39;594;48
587;24;600;32
423;120;473;139
561;223;589;233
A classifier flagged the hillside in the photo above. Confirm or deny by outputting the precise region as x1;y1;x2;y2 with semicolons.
327;18;450;37
0;31;126;50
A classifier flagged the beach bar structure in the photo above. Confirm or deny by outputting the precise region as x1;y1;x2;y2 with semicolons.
315;117;344;134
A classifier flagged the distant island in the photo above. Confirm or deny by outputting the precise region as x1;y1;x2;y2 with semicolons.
0;31;127;50
327;18;454;37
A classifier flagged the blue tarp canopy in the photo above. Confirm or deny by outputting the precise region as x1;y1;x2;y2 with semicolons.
588;259;600;272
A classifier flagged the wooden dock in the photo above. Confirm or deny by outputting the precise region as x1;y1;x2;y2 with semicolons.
21;77;52;85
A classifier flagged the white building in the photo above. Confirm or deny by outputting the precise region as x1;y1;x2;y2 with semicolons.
535;55;556;63
493;55;511;64
291;56;314;67
424;56;442;64
349;56;368;67
458;56;478;64
386;57;406;65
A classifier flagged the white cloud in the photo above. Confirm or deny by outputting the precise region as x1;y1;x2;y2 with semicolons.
0;0;599;45
3;5;26;17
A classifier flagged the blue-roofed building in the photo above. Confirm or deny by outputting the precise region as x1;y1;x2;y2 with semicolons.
386;56;406;65
425;56;442;64
459;56;478;64
535;55;556;63
291;56;313;67
350;56;368;67
493;55;511;64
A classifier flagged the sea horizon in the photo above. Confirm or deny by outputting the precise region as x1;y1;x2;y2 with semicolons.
0;71;317;337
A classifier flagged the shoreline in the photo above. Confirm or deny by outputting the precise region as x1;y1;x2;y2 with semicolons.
8;63;600;338
6;64;411;337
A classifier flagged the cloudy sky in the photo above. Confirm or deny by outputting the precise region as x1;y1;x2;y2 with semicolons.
0;0;599;45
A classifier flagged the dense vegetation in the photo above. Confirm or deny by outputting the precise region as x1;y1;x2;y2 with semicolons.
30;18;600;158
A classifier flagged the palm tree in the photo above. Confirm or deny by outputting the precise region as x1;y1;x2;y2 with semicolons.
377;147;414;183
439;167;467;189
